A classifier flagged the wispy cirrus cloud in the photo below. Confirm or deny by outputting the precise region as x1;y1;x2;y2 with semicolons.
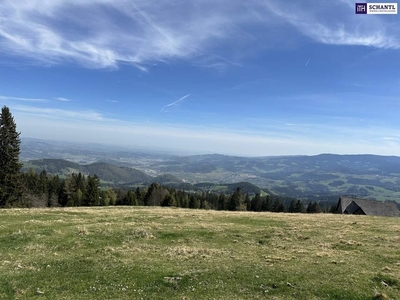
0;95;49;103
54;97;70;102
12;105;115;122
0;95;72;103
160;94;190;113
263;0;400;49
0;0;244;70
0;0;398;72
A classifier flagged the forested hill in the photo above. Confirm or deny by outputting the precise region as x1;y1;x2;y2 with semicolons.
19;139;400;202
23;159;152;184
22;159;268;196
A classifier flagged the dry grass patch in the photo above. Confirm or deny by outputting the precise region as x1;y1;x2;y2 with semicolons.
1;207;400;299
164;245;230;260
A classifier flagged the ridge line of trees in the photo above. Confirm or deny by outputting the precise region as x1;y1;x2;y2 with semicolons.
20;170;324;212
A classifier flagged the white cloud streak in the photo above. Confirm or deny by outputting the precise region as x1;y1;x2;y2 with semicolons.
0;95;49;103
0;0;242;70
0;1;397;71
54;97;70;102
12;105;115;122
264;0;400;49
0;95;72;103
160;94;190;113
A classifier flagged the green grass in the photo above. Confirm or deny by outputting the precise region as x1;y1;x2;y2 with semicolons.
1;207;399;299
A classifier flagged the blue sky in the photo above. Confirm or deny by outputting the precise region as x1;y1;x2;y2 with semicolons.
0;0;399;156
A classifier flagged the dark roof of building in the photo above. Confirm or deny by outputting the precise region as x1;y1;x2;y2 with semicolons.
337;196;399;217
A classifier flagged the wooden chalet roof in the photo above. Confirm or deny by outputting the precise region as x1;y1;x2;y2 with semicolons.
336;196;399;217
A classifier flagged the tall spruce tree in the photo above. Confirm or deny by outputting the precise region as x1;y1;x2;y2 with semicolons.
84;175;100;206
0;106;23;207
251;193;261;211
218;193;226;210
295;200;306;213
229;187;244;211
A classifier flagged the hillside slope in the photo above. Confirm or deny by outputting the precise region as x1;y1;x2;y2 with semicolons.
20;139;400;202
23;159;152;184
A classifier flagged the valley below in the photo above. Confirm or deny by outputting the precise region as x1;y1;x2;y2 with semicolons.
21;138;400;204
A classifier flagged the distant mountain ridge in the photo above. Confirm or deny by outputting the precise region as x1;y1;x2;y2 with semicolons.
149;153;400;202
158;153;400;175
20;138;400;202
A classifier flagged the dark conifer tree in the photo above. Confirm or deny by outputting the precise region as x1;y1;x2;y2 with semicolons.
205;192;218;210
161;194;176;207
329;205;337;214
143;183;167;206
278;203;285;212
75;173;86;195
49;175;62;206
272;198;284;212
307;201;314;213
23;168;39;195
0;106;23;207
307;201;321;213
229;187;244;211
135;187;143;205
45;174;57;207
122;190;137;205
251;193;261;212
180;193;189;208
60;175;77;206
84;175;100;206
295;200;306;213
114;188;126;205
38;170;48;195
189;194;200;209
262;195;272;211
244;193;251;211
58;180;68;206
288;199;296;213
218;193;226;210
200;196;206;209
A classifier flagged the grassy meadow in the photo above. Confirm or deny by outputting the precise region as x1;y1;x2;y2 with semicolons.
0;207;399;299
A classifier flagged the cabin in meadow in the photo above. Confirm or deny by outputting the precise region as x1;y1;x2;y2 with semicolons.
336;196;399;217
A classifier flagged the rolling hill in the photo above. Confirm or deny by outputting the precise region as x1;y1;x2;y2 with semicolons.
22;159;152;184
20;139;400;202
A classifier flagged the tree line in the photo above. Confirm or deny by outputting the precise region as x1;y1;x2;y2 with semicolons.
0;105;324;213
12;168;325;213
20;170;323;212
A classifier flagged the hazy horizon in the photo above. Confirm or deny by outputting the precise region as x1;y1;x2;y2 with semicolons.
20;136;400;159
1;1;399;156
